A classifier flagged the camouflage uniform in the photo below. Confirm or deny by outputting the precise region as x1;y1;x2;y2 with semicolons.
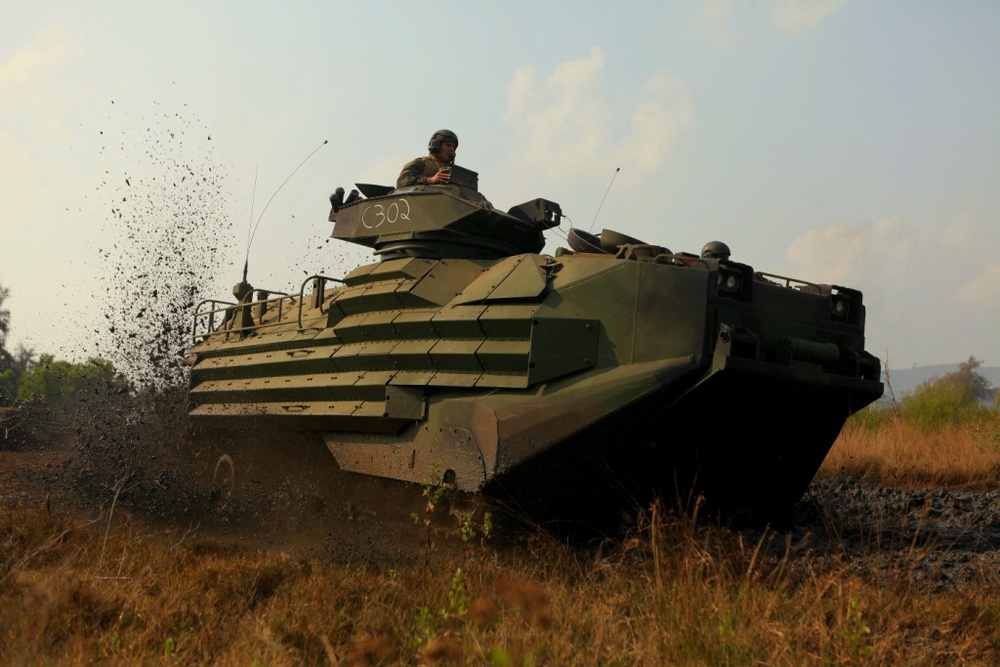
396;155;452;188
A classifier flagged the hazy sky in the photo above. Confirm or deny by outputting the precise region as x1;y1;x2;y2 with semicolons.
2;0;998;370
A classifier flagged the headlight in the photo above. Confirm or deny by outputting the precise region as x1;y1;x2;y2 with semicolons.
831;294;851;321
717;269;742;295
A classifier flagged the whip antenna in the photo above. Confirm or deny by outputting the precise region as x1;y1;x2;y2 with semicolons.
243;164;260;283
244;140;329;269
588;167;620;232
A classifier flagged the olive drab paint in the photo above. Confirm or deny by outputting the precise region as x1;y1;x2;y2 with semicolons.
186;170;883;524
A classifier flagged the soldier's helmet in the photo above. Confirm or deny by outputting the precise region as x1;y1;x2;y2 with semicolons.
701;241;731;259
428;129;459;154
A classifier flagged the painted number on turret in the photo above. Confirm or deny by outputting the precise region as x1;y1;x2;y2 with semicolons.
361;199;412;229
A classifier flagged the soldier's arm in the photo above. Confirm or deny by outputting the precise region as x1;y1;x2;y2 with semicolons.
396;158;428;188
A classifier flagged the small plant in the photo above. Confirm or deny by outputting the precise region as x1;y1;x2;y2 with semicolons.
454;507;493;555
458;510;478;544
421;470;449;508
411;470;448;528
448;567;470;618
838;596;873;660
715;610;737;658
411;566;470;649
489;647;516;666
413;469;450;565
413;605;436;647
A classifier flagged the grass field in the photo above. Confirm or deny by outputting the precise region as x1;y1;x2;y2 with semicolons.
820;410;1000;490
2;414;999;665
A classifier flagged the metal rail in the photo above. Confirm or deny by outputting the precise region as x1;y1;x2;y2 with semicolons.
191;299;236;342
191;289;292;342
194;276;347;343
753;271;825;294
296;275;345;329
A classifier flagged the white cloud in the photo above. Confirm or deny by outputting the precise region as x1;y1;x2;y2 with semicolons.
959;264;1000;305
0;24;71;89
0;24;78;149
693;0;742;50
503;49;694;188
783;214;1000;365
942;213;977;249
691;0;844;49
769;0;847;34
784;217;908;286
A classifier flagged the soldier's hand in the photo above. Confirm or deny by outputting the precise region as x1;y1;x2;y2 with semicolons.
427;168;451;185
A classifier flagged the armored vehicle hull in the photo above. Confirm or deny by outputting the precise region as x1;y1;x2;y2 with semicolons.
187;181;882;524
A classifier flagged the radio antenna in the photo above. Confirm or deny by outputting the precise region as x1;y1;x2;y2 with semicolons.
242;165;260;282
588;167;620;232
243;139;329;280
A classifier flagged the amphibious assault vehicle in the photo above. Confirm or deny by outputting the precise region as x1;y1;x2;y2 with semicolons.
187;167;883;525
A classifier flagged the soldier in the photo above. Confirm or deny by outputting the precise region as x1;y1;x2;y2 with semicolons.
396;129;458;188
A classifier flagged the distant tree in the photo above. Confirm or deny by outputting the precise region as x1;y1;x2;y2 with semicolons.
901;356;996;430
11;345;35;375
0;346;35;401
0;282;13;372
0;282;39;402
0;370;14;401
16;354;130;403
937;356;995;404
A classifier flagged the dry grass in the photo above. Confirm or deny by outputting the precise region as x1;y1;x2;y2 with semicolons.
820;415;1000;490
2;500;999;666
3;413;1000;665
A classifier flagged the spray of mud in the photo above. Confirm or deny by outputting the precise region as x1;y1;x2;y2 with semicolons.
42;103;489;564
60;102;238;528
94;103;236;386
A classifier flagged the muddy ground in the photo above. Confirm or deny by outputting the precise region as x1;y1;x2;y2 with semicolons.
0;401;476;564
1;403;997;591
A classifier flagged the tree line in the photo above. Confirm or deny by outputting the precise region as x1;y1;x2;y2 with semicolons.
879;355;1000;431
0;281;129;403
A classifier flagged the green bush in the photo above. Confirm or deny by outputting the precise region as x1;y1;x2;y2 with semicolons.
16;354;130;403
900;380;986;431
0;368;16;402
899;356;996;432
847;356;998;433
